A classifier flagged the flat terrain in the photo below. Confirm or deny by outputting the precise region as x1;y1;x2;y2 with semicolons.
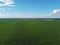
0;18;60;45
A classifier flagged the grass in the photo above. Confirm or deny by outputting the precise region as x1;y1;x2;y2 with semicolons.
0;18;60;45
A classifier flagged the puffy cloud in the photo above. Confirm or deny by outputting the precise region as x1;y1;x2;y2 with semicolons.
52;9;60;13
0;0;15;18
48;9;60;16
0;0;15;6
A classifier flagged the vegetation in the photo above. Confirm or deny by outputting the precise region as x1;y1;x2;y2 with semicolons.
0;18;60;45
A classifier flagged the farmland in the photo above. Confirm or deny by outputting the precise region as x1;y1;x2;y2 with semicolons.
0;18;60;45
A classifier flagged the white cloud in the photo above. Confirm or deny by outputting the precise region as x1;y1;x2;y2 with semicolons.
0;0;15;6
48;9;60;16
0;12;43;18
0;0;15;18
52;9;60;13
0;13;11;18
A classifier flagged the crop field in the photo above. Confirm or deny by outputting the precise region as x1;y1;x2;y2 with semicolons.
0;18;60;45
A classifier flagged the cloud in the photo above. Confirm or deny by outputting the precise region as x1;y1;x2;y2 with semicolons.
0;13;11;18
0;0;15;14
0;12;43;18
0;0;15;7
0;0;15;18
48;9;60;16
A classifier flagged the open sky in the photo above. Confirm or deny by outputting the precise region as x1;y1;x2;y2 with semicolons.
0;0;60;18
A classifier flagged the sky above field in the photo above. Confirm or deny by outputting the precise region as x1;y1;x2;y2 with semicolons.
0;0;60;18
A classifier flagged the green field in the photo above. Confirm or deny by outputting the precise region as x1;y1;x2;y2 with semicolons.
0;18;60;45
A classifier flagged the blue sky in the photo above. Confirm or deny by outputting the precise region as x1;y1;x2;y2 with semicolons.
0;0;60;18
